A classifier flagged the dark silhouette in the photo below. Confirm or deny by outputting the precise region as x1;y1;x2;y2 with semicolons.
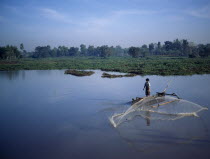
143;78;151;96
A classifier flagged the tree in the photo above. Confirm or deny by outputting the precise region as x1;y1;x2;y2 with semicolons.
0;47;6;59
33;45;51;58
100;45;112;58
154;42;162;55
140;47;149;57
205;44;210;57
142;44;148;49
80;44;87;56
50;47;58;57
94;47;101;56
87;45;95;56
182;39;189;56
128;47;141;58
69;47;79;56
149;43;154;55
13;46;21;58
110;46;115;56
157;42;161;49
164;41;173;51
115;45;124;56
19;43;28;57
173;39;181;49
198;44;209;58
188;42;198;58
57;46;69;56
0;45;21;59
20;43;24;51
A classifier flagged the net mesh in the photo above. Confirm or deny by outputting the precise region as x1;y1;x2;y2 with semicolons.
110;95;208;127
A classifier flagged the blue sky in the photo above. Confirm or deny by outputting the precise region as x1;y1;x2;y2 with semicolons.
0;0;210;50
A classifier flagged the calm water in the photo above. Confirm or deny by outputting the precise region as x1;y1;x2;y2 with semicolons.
0;70;210;159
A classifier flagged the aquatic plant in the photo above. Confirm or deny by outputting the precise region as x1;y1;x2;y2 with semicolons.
101;72;136;78
65;69;94;76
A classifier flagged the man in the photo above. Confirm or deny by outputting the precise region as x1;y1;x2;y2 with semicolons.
143;78;151;96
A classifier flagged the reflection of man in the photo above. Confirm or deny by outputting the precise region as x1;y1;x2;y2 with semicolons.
143;78;151;96
145;111;151;126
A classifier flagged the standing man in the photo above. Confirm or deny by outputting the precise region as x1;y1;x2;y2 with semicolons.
143;78;151;96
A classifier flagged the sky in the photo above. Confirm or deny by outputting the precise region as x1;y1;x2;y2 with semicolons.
0;0;210;51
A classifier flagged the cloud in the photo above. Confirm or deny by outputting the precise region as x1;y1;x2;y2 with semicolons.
81;9;158;28
40;8;73;23
113;9;158;16
38;8;160;30
82;17;115;29
186;5;210;19
164;15;185;21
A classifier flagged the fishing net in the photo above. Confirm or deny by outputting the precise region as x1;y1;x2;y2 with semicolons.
110;95;208;127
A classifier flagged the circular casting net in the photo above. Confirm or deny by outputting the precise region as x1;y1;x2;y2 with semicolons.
110;95;208;127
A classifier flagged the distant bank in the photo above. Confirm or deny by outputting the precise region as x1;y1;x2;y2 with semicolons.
0;57;210;75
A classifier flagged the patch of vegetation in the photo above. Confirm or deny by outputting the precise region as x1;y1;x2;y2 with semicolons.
0;57;210;75
102;72;136;78
101;73;136;78
65;69;94;76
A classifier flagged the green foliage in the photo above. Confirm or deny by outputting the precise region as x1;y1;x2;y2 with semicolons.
87;45;95;56
1;39;210;60
100;45;112;58
69;47;79;56
102;72;136;78
58;46;69;56
182;39;189;56
198;44;210;58
114;45;124;56
33;45;51;58
140;47;149;57
30;44;128;58
0;45;22;60
128;46;149;58
1;57;210;75
80;44;87;56
20;43;24;51
65;69;94;76
149;43;154;54
128;47;141;58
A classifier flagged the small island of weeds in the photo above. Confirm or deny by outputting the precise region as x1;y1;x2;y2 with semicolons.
102;72;137;78
65;69;94;76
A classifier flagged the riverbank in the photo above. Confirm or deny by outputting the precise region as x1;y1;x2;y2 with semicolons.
0;57;210;75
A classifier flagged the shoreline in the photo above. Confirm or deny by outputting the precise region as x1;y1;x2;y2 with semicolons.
0;57;210;76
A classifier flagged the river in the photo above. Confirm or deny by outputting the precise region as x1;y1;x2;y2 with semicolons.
0;70;210;159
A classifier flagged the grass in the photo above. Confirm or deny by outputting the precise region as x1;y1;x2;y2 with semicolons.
0;56;210;75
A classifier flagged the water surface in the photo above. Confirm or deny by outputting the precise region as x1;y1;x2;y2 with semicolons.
0;70;210;159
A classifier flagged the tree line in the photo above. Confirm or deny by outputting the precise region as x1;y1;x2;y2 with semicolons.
0;39;210;59
32;45;126;58
129;39;210;58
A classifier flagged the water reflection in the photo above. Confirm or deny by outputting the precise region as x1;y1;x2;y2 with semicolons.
36;70;53;76
0;71;25;80
0;70;62;81
145;111;151;126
